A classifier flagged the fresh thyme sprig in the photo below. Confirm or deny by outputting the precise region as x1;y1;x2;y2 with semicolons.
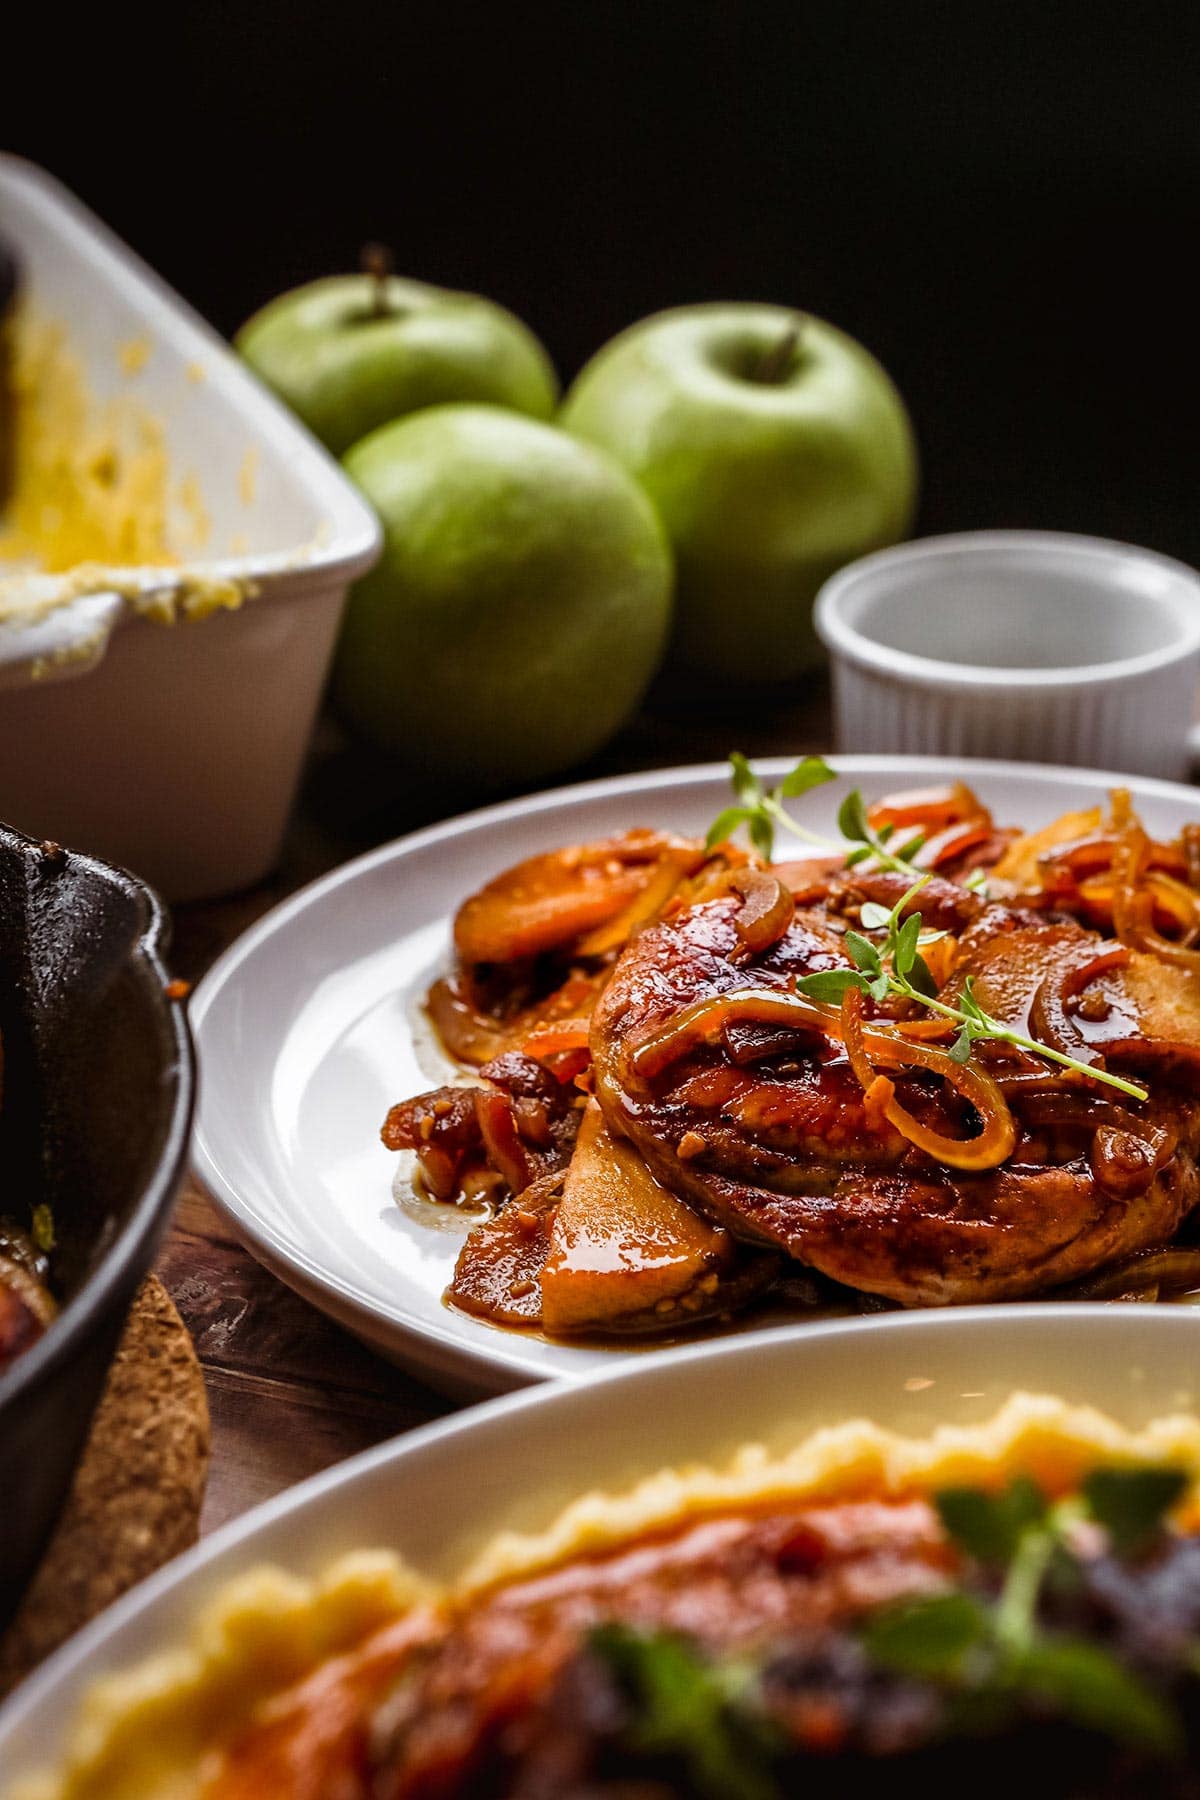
797;877;1149;1102
709;755;1149;1104
705;752;930;880
590;1622;781;1800
864;1465;1191;1757
588;1466;1192;1782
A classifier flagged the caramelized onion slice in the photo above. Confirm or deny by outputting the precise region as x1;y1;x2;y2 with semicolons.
730;868;794;957
1028;945;1130;1068
630;987;841;1081
839;988;1016;1171
426;977;509;1067
1012;1091;1143;1134
629;983;1016;1172
1144;872;1200;938
574;847;704;957
1054;1248;1200;1304
1090;1123;1174;1199
1078;873;1200;940
915;820;994;871
1112;817;1200;972
474;1089;533;1196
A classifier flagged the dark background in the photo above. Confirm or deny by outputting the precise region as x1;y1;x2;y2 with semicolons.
7;1;1200;562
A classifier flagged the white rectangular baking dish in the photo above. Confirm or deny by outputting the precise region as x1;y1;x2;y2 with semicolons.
0;156;381;901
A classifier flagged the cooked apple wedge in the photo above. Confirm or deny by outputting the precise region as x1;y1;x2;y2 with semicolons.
539;1100;735;1335
449;1172;561;1328
448;1102;778;1337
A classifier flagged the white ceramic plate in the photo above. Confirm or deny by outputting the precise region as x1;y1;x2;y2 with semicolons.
190;755;1200;1396
3;1307;1200;1780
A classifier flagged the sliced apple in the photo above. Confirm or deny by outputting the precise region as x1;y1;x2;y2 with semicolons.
450;1178;560;1328
989;808;1103;893
539;1101;733;1336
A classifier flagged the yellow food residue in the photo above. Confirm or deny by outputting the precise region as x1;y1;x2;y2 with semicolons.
0;309;207;575
117;336;152;377
237;445;258;506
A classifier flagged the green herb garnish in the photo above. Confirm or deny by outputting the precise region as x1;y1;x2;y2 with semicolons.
1082;1466;1189;1557
708;754;1149;1104
864;1467;1189;1758
861;1590;989;1677
935;1475;1049;1565
795;873;1148;1102
706;752;838;865
588;1464;1193;1776
706;752;929;880
589;1623;782;1800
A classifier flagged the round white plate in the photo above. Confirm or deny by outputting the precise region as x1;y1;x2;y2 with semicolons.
3;1307;1200;1780
190;754;1200;1396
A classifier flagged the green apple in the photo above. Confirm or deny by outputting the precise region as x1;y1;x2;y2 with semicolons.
560;303;918;682
236;270;558;456
332;405;673;786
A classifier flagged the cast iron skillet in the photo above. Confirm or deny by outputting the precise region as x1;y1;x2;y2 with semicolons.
0;821;194;1626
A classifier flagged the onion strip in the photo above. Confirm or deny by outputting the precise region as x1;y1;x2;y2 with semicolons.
1112;817;1200;972
630;988;841;1079
730;868;794;957
1028;945;1131;1068
839;988;1017;1171
629;983;1017;1170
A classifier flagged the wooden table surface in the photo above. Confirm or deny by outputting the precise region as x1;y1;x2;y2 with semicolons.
155;680;832;1534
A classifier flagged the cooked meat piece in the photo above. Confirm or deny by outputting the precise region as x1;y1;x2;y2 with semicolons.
825;867;986;934
0;1274;46;1368
364;1504;1200;1796
383;1053;584;1203
590;893;1200;1305
370;1499;954;1797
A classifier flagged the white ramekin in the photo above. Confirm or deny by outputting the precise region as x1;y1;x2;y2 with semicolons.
0;158;381;901
814;531;1200;781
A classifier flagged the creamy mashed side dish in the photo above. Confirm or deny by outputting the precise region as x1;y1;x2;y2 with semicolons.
0;310;206;577
14;1394;1200;1800
0;308;256;634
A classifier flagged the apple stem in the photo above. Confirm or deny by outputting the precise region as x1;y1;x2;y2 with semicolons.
753;320;803;384
361;242;395;319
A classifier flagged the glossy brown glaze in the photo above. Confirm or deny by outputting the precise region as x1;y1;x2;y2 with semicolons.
209;1498;954;1800
591;885;1200;1305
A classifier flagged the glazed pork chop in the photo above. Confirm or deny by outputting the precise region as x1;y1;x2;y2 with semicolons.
590;879;1200;1306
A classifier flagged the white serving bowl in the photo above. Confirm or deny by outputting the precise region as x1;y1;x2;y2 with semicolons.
0;158;381;901
0;1306;1197;1782
815;530;1200;780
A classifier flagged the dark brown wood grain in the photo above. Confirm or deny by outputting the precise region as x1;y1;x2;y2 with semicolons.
155;690;834;1533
